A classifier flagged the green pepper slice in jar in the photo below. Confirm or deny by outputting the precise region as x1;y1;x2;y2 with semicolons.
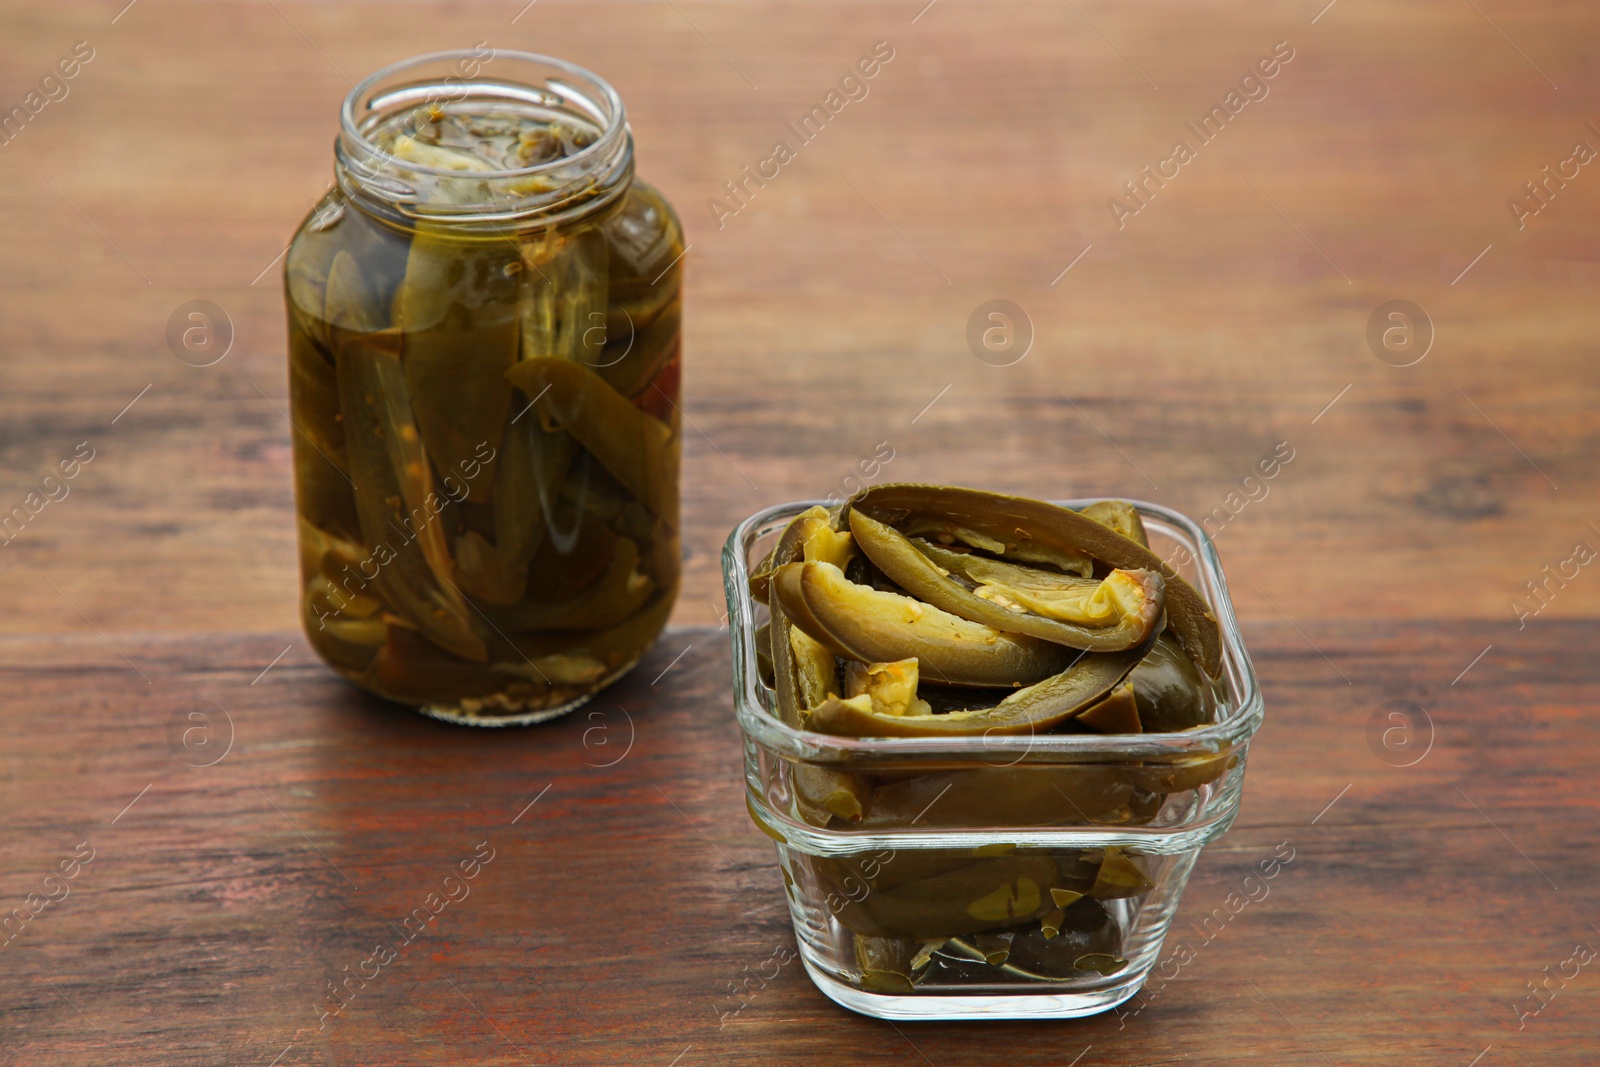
504;357;678;523
1004;898;1126;978
477;537;654;632
324;250;385;335
454;413;577;605
392;226;520;504
334;326;487;663
517;225;610;366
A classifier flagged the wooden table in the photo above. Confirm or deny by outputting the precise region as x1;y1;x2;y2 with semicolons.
2;1;1597;1063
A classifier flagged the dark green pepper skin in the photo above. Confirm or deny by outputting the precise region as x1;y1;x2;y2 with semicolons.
758;512;872;824
860;765;1148;829
1003;898;1125;979
846;484;1224;677
334;326;488;664
394;227;520;504
1129;631;1216;731
764;513;815;730
288;324;360;545
822;852;1059;939
505;356;678;524
812;847;1149;942
804;641;1147;739
848;509;1164;652
773;559;1089;690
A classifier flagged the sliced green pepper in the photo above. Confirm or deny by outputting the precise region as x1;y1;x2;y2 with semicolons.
794;505;855;569
753;621;774;688
763;501;814;726
828;854;1058;939
518;224;610;365
1127;750;1237;793
1003;899;1125;979
299;542;386;675
293;208;409;349
558;459;659;552
1128;631;1217;731
848;484;1223;676
849;510;1164;652
854;934;928;993
900;517;1094;577
967;930;1016;966
1075;679;1142;734
806;643;1145;738
596;300;679;400
1083;847;1155;899
601;181;682;326
393;227;519;503
767;594;806;730
371;623;514;705
788;625;837;707
496;584;677;674
1080;499;1149;547
454;413;575;604
504;356;678;523
840;657;931;717
860;763;1145;827
761;513;872;822
287;315;346;468
305;615;386;675
795;763;869;825
751;504;847;601
773;560;1084;689
478;537;653;632
334;326;487;663
290;426;360;548
324;251;384;335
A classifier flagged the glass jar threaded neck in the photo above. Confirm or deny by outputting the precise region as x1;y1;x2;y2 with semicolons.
335;48;634;231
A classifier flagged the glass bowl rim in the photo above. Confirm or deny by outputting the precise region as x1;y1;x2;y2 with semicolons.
721;495;1265;763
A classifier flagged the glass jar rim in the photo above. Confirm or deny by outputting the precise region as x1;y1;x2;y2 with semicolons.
339;48;629;182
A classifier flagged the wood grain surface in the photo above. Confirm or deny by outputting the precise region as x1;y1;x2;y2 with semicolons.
1;0;1597;1063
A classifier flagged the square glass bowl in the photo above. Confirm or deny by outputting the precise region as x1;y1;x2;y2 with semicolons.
721;499;1264;1021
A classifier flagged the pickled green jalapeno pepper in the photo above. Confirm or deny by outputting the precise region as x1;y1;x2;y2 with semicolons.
285;51;683;722
760;487;1227;991
847;484;1224;677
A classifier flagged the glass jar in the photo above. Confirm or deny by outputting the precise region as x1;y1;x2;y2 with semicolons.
285;50;684;725
722;499;1264;1020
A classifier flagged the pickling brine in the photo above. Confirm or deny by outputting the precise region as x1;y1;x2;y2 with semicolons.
285;51;683;723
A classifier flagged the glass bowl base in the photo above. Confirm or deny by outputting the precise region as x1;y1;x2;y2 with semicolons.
799;951;1148;1021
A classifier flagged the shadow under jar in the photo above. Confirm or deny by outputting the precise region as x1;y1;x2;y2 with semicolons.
285;50;684;724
